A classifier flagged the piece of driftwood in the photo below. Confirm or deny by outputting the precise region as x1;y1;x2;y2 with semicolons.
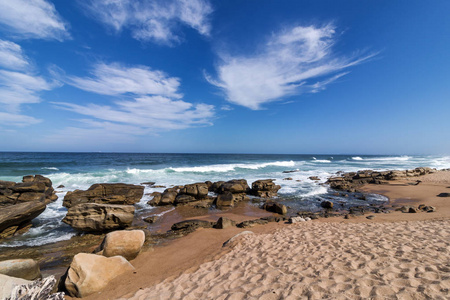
7;275;64;300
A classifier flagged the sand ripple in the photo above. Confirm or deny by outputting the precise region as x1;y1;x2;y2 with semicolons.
127;220;450;300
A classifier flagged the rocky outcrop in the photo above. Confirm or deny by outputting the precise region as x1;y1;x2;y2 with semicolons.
326;167;436;192
64;253;134;298
0;274;31;300
96;230;145;261
263;202;287;215
214;179;250;209
63;183;144;208
170;220;215;231
214;217;236;229
0;259;41;281
7;275;63;300
250;179;281;198
0;201;46;239
62;203;135;232
0;175;57;206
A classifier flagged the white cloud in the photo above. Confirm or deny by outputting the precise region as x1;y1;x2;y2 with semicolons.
207;24;376;110
67;63;182;98
0;0;69;41
81;0;212;45
0;40;29;70
0;111;41;127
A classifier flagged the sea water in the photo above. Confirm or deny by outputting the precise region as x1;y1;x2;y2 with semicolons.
1;152;449;248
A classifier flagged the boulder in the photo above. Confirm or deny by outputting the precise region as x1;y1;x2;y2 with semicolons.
0;175;57;206
321;201;334;209
0;259;41;281
250;179;281;198
217;179;250;194
174;194;196;205
159;191;177;205
263;202;287;215
0;201;46;239
147;192;162;206
64;253;135;298
178;183;209;199
209;181;225;193
215;217;235;229
63;183;144;208
0;273;31;300
309;176;320;181
438;193;450;197
62;203;135;232
97;230;145;261
216;192;234;208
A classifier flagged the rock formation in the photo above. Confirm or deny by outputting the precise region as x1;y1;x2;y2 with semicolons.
0;201;46;239
250;179;281;198
63;183;144;208
62;203;135;232
0;175;57;206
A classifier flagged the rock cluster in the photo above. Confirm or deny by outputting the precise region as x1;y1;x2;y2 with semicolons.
149;179;281;209
0;175;57;206
63;183;144;208
327;167;436;192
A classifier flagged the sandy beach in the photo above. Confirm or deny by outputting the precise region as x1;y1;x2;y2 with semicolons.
69;170;450;300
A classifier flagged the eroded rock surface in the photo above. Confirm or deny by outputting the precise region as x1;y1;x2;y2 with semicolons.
0;201;46;239
96;230;145;261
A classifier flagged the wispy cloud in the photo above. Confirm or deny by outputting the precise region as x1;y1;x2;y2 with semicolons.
206;24;376;110
0;39;56;126
0;0;70;41
67;63;182;98
54;62;215;136
80;0;212;45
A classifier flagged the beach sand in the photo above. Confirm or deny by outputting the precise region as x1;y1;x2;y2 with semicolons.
72;171;450;300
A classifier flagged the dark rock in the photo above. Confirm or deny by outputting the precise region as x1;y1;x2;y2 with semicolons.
57;185;65;189
140;182;156;186
214;217;235;229
171;220;215;231
217;179;250;194
143;216;158;224
366;215;375;220
283;177;293;181
309;176;320;181
178;183;209;199
236;219;268;228
216;192;234;208
321;200;334;209
147;192;162;206
209;181;225;193
0;201;46;239
263;202;287;215
63;183;144;208
159;191;177;205
282;170;298;174
437;193;450;197
174;194;196;205
62;203;135;232
260;216;283;222
250;179;281;198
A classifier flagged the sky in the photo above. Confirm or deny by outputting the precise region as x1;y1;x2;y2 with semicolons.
0;0;449;154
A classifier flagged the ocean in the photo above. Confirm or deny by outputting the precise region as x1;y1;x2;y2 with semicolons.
1;152;449;248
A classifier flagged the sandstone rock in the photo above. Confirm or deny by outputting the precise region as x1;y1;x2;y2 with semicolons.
0;201;46;239
250;179;281;198
215;217;235;229
263;202;287;215
209;181;225;193
174;194;196;205
64;253;135;298
147;192;162;206
159;191;177;205
62;203;135;232
309;176;320;181
63;183;144;208
321;200;334;209
171;220;215;231
222;231;254;247
289;216;306;223
143;216;158;223
178;183;209;199
0;273;31;300
97;230;145;261
217;179;249;194
216;192;234;208
0;259;41;281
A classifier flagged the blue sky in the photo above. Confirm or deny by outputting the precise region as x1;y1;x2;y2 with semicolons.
0;0;449;154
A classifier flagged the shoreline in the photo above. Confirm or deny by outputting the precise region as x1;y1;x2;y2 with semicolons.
68;170;450;299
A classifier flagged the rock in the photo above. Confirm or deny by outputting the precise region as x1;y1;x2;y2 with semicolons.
62;203;135;232
263;202;287;215
223;231;254;247
289;216;306;223
0;201;46;239
309;176;320;181
216;192;234;208
419;204;436;212
209;181;225;193
321;200;334;209
236;219;268;228
366;215;375;220
399;206;418;213
171;220;215;231
143;216;158;223
57;185;65;189
159;191;177;205
215;217;235;229
0;259;41;281
282;170;298;173
283;177;293;180
260;216;283;222
217;179;250;194
8;275;63;300
250;179;281;198
178;183;209;199
63;183;144;208
438;193;450;197
147;192;162;206
0;273;31;300
140;181;156;186
64;253;135;298
0;175;57;206
174;194;196;205
97;230;145;261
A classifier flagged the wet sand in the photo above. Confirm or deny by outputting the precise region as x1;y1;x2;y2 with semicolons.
75;171;450;300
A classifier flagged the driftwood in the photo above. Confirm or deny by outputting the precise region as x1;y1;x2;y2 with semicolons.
7;276;64;300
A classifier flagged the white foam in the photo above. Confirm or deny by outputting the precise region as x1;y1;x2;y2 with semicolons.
42;167;59;170
352;157;363;160
169;161;296;173
301;186;328;197
313;160;331;163
365;156;411;162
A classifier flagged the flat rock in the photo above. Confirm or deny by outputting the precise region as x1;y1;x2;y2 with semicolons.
0;259;41;281
62;203;135;232
171;220;215;231
64;253;135;298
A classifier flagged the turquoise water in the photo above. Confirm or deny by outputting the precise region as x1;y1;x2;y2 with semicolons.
1;152;449;247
